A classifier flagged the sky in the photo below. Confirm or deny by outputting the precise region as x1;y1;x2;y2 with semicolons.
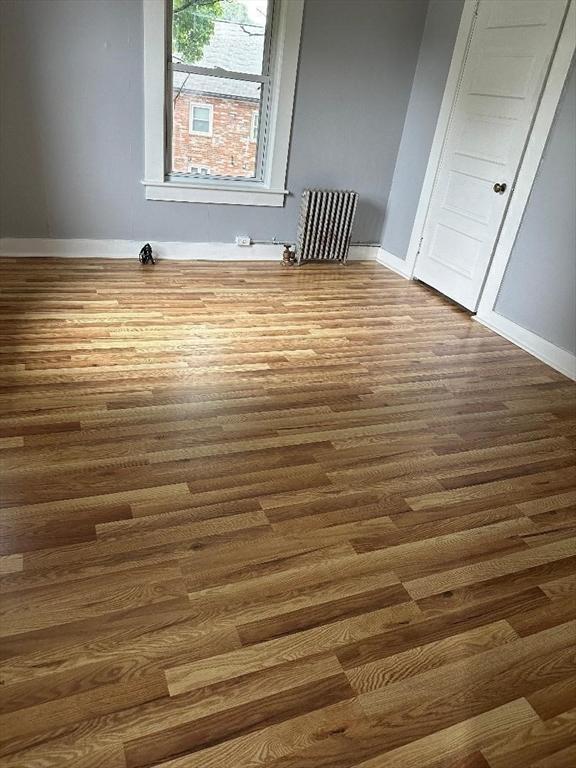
237;0;269;27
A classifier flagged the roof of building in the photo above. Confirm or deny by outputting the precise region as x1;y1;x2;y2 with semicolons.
173;19;263;101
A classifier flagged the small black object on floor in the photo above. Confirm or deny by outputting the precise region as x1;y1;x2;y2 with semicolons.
139;243;155;264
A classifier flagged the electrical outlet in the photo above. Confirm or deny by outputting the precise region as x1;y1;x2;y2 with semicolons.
235;235;252;247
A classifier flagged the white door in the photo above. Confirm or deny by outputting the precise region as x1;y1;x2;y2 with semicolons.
414;0;568;310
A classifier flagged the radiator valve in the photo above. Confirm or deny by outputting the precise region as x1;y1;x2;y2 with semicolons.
282;244;296;267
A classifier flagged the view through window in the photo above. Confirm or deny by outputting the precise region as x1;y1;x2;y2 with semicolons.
170;0;271;181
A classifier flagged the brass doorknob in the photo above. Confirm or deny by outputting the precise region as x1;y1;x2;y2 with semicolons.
493;182;507;194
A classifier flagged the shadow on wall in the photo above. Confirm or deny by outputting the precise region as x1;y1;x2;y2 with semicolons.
0;1;50;237
351;198;386;244
380;0;465;260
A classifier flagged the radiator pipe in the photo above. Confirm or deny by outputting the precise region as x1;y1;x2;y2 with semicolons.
251;239;381;247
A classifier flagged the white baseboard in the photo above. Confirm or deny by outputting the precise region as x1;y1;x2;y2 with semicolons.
376;248;411;278
0;238;379;262
347;245;380;261
475;310;576;381
375;244;575;380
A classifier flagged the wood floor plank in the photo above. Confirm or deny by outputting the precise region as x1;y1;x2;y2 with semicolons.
124;656;354;767
0;554;23;574
404;538;576;600
345;620;519;694
481;708;576;768
335;587;550;670
0;560;188;638
527;676;576;720
358;623;575;750
0;667;168;748
262;698;539;768
529;743;576;767
346;700;539;768
0;743;127;768
0;258;574;767
140;699;365;768
164;600;421;696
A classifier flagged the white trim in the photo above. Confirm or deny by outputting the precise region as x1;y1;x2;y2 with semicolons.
142;180;288;206
262;0;303;190
473;0;576;380
406;0;574;282
477;0;576;315
376;248;411;278
143;0;167;184
475;313;576;380
399;0;575;378
404;0;479;276
172;63;268;84
143;0;304;206
188;103;213;136
346;246;380;262
250;110;259;142
0;238;378;262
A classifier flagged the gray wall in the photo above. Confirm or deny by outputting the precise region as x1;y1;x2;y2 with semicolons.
380;0;463;259
0;0;428;244
494;62;576;355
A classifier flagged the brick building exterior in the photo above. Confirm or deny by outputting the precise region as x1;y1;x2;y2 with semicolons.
172;90;259;178
171;16;264;180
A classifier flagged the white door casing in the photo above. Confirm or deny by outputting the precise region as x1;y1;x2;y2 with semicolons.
414;0;569;310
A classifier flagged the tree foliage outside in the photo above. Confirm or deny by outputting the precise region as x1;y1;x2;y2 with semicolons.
172;0;253;63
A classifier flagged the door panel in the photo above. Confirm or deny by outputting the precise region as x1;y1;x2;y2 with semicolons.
414;0;568;310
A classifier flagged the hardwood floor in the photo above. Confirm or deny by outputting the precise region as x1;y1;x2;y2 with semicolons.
0;257;574;768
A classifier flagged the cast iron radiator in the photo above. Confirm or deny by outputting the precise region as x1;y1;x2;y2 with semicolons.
296;189;358;264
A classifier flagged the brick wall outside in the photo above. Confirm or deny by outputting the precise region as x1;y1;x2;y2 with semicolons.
172;90;259;178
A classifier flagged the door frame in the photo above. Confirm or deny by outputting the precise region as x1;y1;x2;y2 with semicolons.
405;0;575;304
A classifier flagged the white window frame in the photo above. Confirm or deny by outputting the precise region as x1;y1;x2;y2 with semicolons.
143;0;304;207
250;110;259;143
188;103;213;137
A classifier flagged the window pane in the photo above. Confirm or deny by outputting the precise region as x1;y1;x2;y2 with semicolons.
172;73;262;179
192;119;210;133
193;106;211;122
172;0;269;74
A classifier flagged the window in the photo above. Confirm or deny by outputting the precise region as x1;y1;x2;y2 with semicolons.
172;1;270;180
143;0;304;206
250;111;259;142
189;104;213;136
189;165;211;176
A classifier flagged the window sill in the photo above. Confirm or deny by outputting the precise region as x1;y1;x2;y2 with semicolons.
142;179;289;207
